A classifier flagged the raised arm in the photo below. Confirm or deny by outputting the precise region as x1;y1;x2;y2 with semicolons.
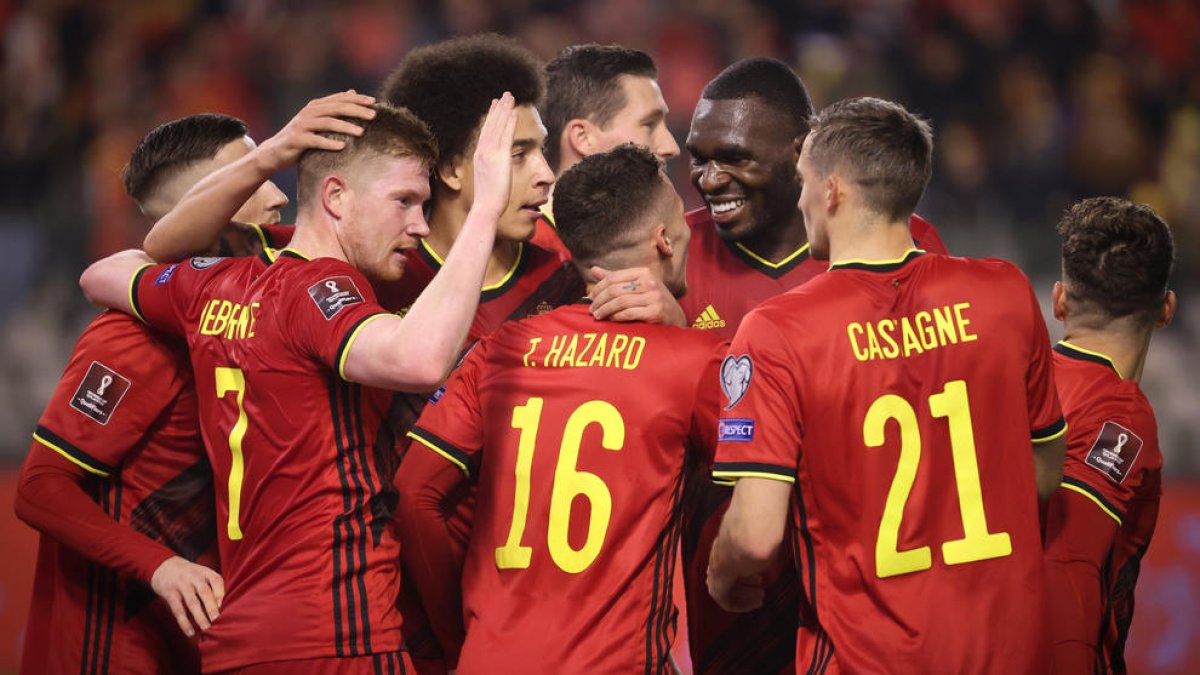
143;91;376;262
79;249;154;314
342;94;517;391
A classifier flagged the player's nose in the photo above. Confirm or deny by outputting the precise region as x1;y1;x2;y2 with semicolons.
655;129;680;161
695;162;728;193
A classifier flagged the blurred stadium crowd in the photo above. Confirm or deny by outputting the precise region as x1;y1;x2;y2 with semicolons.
0;0;1196;468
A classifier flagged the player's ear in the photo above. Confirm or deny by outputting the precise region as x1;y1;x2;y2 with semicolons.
654;223;673;257
1156;290;1177;329
321;174;349;219
791;134;804;162
825;173;841;213
1051;281;1067;321
565;119;592;159
436;154;467;193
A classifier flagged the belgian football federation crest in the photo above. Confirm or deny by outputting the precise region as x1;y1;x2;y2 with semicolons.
720;354;753;410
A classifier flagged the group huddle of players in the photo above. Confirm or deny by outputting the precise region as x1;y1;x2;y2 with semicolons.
15;33;1174;675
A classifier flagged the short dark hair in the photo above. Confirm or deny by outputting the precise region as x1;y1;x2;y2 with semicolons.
542;44;658;171
702;57;814;136
380;34;544;168
553;144;666;266
123;113;247;205
805;97;933;221
297;103;437;203
1058;197;1174;323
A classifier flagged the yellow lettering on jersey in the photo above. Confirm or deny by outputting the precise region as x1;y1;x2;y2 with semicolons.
623;337;646;370
848;323;869;361
954;303;978;343
523;337;542;367
559;334;579;366
545;335;567;368
587;334;609;367
878;319;900;359
199;299;260;341
847;303;978;362
605;334;629;368
575;333;597;367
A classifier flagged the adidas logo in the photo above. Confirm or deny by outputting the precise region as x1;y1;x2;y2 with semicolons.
692;305;727;330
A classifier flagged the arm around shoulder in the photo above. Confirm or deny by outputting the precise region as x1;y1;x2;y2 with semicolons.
79;249;154;314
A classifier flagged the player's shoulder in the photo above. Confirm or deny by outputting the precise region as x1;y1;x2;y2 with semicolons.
72;311;187;374
685;206;713;231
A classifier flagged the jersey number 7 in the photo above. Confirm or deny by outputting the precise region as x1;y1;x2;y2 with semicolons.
215;367;248;541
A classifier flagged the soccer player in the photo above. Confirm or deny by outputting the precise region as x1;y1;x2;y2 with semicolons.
77;97;519;674
403;144;726;674
534;43;679;259
708;97;1067;673
14;113;288;675
1043;197;1176;674
678;57;951;674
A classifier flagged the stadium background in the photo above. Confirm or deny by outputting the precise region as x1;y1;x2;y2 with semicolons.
0;0;1196;671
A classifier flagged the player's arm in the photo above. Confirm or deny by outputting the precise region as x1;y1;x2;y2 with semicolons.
707;477;791;613
394;441;471;667
143;91;375;262
1042;485;1119;673
342;95;517;390
79;249;154;315
587;265;687;327
1033;434;1067;501
15;442;223;637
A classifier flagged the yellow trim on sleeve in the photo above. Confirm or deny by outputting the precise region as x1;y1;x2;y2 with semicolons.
128;263;154;324
33;433;111;477
336;313;389;381
406;431;470;476
1061;482;1122;526
712;478;736;487
1032;422;1068;444
733;242;810;269
711;470;797;484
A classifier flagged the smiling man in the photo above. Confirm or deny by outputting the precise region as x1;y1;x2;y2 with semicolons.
678;58;951;675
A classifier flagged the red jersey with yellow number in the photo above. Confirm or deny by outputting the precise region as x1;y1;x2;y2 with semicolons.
23;311;214;675
132;251;402;671
680;208;948;340
713;251;1065;674
1047;343;1162;675
407;303;727;674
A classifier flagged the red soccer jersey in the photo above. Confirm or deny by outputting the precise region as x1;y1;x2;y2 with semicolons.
529;208;572;263
680;208;948;340
1044;342;1162;674
407;303;727;674
713;251;1065;673
23;311;215;675
132;251;402;671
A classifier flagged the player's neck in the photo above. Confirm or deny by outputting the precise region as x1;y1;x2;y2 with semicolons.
738;213;809;263
1061;323;1153;383
827;215;915;265
287;214;348;263
426;202;522;287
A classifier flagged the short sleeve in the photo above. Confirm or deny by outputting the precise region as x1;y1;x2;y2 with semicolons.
1060;403;1161;526
32;314;190;477
688;338;731;465
407;339;489;476
278;262;393;381
132;259;218;335
712;310;801;484
1022;282;1067;444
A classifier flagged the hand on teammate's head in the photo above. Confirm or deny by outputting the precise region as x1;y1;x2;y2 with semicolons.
257;90;378;173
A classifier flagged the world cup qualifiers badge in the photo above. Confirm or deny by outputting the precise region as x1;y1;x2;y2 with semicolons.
308;277;365;320
69;362;132;425
720;354;753;410
1085;421;1143;484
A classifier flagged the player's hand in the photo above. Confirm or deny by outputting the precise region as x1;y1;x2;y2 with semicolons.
707;571;764;613
255;90;377;173
151;556;225;637
470;92;518;219
589;266;686;326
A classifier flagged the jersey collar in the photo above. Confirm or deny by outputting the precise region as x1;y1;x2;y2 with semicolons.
418;239;528;301
725;240;811;279
829;248;924;273
1054;341;1123;378
278;248;312;261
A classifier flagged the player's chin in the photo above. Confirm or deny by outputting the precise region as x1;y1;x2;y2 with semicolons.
498;210;539;242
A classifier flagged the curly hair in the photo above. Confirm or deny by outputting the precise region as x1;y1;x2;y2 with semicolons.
542;44;657;171
1058;196;1174;323
380;34;544;168
553;144;666;266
